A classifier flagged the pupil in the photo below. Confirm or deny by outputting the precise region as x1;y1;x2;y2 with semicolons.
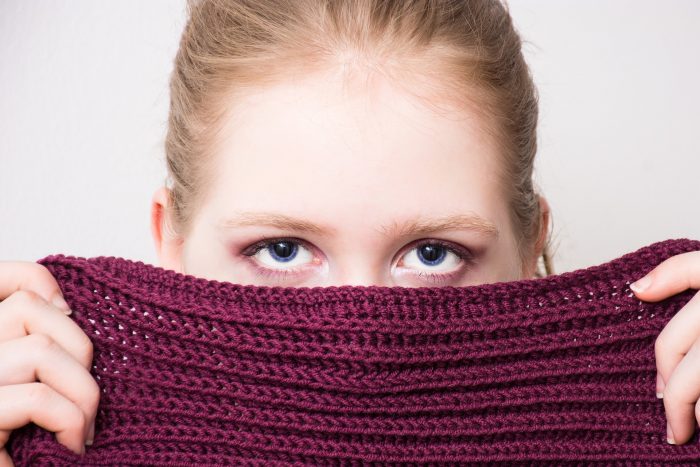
269;241;297;262
418;244;446;265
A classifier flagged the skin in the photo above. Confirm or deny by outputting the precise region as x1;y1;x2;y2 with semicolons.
1;53;698;467
151;66;550;288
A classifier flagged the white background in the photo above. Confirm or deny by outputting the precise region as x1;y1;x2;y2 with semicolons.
1;1;698;275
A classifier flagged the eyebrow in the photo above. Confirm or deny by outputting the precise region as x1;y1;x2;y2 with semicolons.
217;211;499;238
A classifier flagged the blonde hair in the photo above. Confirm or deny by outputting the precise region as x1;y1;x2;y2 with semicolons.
164;0;556;278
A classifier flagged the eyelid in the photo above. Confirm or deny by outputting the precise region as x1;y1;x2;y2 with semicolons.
239;236;474;279
241;235;314;257
396;238;473;266
240;236;320;277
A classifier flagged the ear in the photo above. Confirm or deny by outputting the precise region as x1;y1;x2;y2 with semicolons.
523;194;551;279
150;186;185;273
531;194;551;277
534;194;551;257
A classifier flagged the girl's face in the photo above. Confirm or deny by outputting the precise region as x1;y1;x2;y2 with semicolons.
152;68;540;287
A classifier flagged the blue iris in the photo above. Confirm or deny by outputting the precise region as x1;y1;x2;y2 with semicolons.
268;241;298;262
417;244;446;266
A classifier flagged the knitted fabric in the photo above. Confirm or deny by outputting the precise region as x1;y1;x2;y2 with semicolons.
6;238;700;466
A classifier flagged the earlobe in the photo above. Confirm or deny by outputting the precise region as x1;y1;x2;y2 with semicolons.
534;194;551;276
524;194;552;279
150;186;185;272
537;194;551;252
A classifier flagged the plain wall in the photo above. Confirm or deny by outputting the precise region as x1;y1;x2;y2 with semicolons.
1;0;698;275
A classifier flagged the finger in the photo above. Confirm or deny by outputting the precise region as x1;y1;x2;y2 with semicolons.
0;290;94;370
0;448;15;467
0;261;71;313
655;291;700;393
661;336;700;445
630;250;700;301
0;383;86;456
0;333;100;443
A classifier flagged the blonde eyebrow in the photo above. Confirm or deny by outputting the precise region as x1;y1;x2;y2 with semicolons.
217;211;499;238
378;213;500;238
217;212;335;236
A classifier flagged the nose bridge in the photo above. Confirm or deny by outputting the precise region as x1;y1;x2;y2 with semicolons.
325;248;390;287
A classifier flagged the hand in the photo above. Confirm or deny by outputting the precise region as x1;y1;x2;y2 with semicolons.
0;261;100;466
630;250;700;445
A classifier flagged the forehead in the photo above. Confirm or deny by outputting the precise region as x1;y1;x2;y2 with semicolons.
203;69;507;231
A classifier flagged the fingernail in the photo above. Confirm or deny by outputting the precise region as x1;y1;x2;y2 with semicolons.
656;372;665;397
667;421;676;444
86;419;95;446
630;275;652;293
51;294;72;314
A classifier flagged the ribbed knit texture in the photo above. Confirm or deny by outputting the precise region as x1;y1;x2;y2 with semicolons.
6;238;700;465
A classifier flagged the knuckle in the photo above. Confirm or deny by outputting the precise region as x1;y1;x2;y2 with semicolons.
28;332;56;353
58;403;88;437
654;334;667;358
26;382;50;405
87;378;101;409
26;262;61;289
76;331;94;366
663;378;680;403
67;407;88;435
7;289;45;309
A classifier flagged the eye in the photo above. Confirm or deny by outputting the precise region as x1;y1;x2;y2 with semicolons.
241;237;315;270
397;240;470;274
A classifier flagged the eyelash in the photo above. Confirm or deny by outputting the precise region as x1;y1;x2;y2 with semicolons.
240;236;473;283
240;236;313;280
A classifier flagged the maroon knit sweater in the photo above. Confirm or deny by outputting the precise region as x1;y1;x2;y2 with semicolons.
6;238;700;465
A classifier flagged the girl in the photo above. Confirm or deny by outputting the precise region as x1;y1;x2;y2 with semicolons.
1;0;699;462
